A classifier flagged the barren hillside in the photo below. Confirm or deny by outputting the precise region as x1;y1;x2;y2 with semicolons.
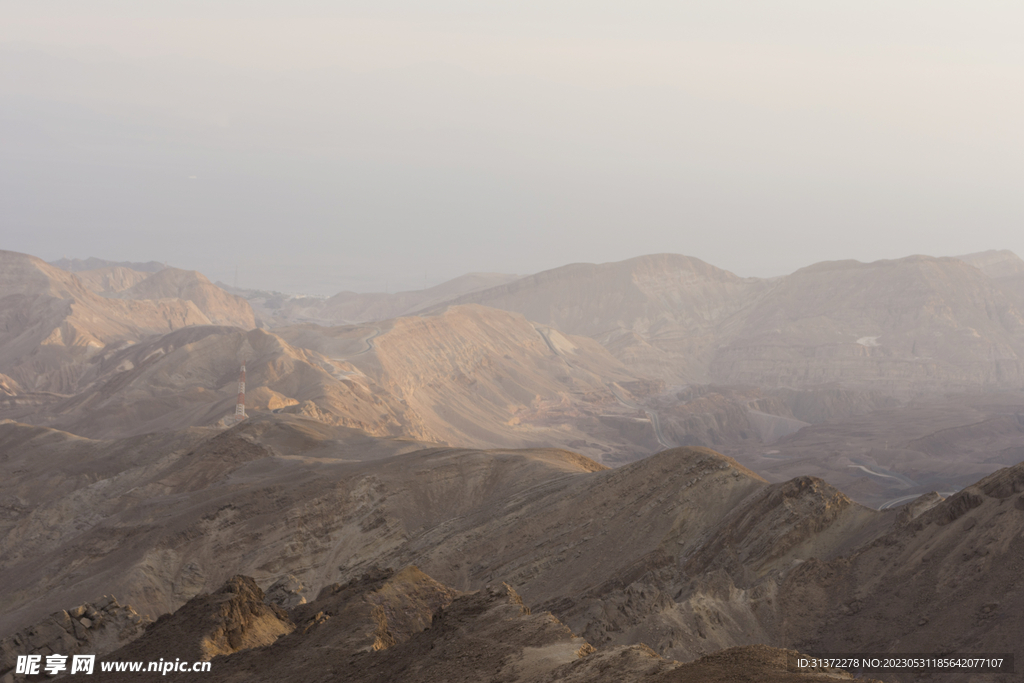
1;416;1018;682
711;255;1024;392
115;267;255;329
0;250;213;394
0;305;665;460
88;568;873;683
439;254;769;382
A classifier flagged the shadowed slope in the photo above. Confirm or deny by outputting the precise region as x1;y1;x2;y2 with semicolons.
780;462;1024;681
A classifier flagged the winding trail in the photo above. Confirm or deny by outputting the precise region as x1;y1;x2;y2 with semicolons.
879;490;958;511
355;326;383;355
608;382;673;450
848;460;918;487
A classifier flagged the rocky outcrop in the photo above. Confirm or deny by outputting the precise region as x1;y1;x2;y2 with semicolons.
779;461;1024;679
0;595;149;682
263;576;307;610
91;568;860;683
102;576;292;666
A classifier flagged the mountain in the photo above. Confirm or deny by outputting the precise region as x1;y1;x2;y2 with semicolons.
276;304;647;457
0;416;598;635
956;248;1024;304
6;248;1024;683
709;255;1024;392
0;250;213;394
113;267;255;329
781;461;1024;669
1;305;660;461
956;248;1024;280
0;325;411;439
420;252;1024;395
440;254;769;382
46;259;256;326
86;568;871;683
2;416;1019;681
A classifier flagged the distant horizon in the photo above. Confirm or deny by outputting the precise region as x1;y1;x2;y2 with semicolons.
28;245;1021;298
4;3;1022;295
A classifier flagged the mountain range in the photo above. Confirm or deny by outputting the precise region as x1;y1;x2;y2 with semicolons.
1;416;1019;682
2;246;1024;681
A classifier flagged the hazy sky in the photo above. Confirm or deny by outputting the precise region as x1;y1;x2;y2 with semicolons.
2;1;1022;293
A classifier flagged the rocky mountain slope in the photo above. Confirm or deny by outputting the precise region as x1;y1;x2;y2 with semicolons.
113;268;255;329
957;248;1024;305
780;461;1024;678
444;253;1024;394
0;325;409;439
0;594;149;678
0;251;217;395
2;415;1019;682
87;567;871;683
0;304;661;461
0;253;252;398
276;304;651;461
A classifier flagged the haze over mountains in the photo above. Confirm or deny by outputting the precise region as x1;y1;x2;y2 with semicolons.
38;249;1024;396
0;247;1020;502
2;246;1024;681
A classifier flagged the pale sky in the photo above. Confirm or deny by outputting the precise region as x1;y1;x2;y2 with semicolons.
2;1;1022;293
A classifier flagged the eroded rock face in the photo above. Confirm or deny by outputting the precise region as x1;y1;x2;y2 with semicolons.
263;575;307;610
0;595;150;681
90;567;864;683
101;576;293;666
0;561;893;683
